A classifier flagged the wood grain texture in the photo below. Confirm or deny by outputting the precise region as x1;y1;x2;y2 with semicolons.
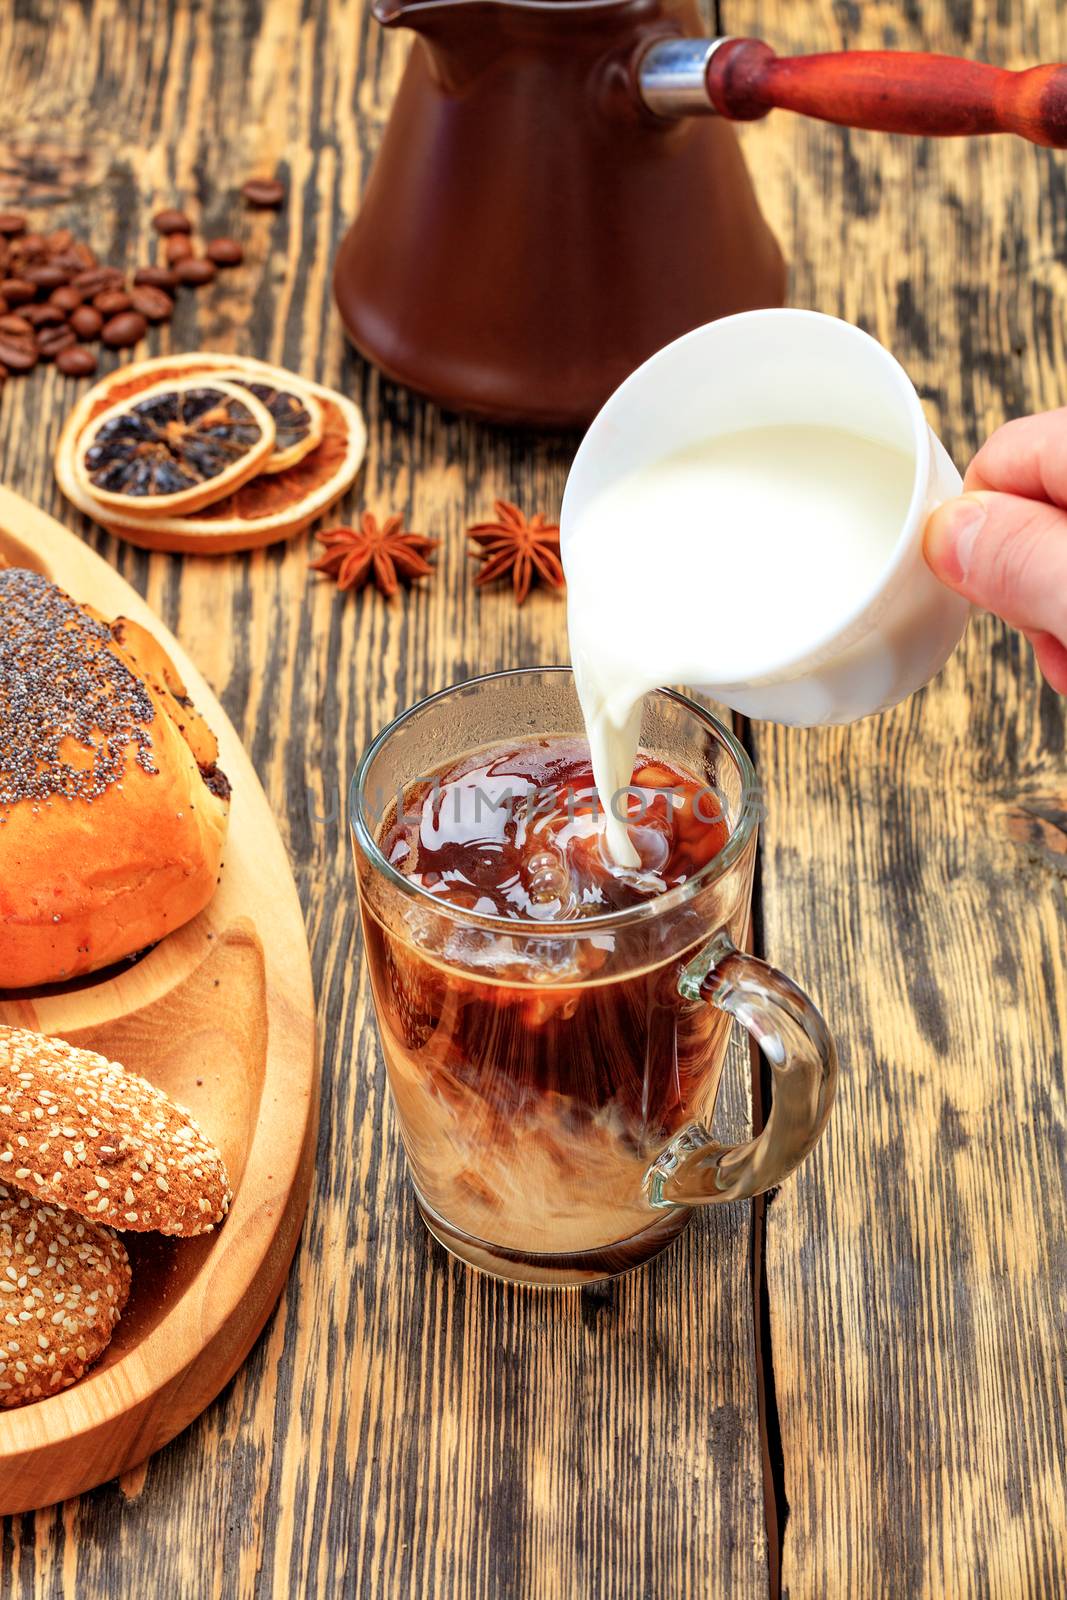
0;2;765;1594
739;0;1067;1595
0;490;317;1515
2;0;1064;1594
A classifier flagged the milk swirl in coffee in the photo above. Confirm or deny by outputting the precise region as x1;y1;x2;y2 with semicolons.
366;739;734;1263
564;422;916;863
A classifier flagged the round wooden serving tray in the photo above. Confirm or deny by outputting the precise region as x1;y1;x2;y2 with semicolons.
0;485;318;1514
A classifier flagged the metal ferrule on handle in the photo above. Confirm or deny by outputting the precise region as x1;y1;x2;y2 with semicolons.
637;37;733;118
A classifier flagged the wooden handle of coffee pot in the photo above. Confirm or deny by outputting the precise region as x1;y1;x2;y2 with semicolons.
704;39;1067;147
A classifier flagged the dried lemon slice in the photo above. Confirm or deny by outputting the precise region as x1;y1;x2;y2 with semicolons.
213;374;325;473
56;354;367;554
72;376;277;518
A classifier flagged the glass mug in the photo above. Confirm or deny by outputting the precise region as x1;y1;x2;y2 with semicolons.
352;668;837;1287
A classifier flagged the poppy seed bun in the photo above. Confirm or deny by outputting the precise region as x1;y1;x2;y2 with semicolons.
0;568;230;988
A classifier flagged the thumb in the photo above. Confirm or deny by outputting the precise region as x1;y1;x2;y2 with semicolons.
924;491;1067;643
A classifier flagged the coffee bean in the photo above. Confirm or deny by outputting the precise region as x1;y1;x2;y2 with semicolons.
46;228;74;253
23;263;70;292
134;265;179;289
49;284;83;313
175;257;216;286
205;237;243;266
0;364;7;385
16;232;46;258
69;304;103;340
56;344;98;377
0;313;33;336
0;278;35;306
130;284;174;321
73;265;124;295
0;214;26;237
102;310;147;348
241;177;285;208
0;278;32;305
50;249;93;275
0;297;7;318
93;289;132;315
165;233;194;265
0;333;37;372
153;208;192;234
22;303;66;328
37;324;77;360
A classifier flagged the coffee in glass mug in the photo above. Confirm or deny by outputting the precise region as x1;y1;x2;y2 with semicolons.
352;668;836;1287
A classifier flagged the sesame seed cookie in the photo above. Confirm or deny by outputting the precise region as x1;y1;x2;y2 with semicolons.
0;1181;130;1408
0;1027;231;1236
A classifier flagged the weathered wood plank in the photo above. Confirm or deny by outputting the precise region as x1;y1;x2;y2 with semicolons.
739;0;1067;1593
0;2;767;1595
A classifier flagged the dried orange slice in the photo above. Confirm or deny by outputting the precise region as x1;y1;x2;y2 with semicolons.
55;354;367;555
214;374;324;473
72;377;276;518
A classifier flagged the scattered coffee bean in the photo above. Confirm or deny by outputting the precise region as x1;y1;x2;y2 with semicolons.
0;333;37;372
175;257;216;286
54;241;97;273
69;304;103;340
93;289;132;315
73;265;124;295
205;237;243;266
49;284;83;313
134;265;179;289
165;233;194;265
56;344;98;377
0;278;34;306
102;310;147;348
0;196;261;381
130;284;174;322
22;303;65;328
241;177;285;208
153;208;192;235
23;264;70;292
0;364;7;386
36;324;77;360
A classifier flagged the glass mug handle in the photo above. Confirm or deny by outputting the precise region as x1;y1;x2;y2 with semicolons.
647;931;838;1207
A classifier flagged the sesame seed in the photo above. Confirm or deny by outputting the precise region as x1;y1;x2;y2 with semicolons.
0;1026;232;1237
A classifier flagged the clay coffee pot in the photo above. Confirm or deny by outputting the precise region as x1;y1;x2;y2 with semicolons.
334;0;1067;428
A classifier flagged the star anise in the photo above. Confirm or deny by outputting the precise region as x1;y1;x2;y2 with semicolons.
310;513;438;598
467;499;564;605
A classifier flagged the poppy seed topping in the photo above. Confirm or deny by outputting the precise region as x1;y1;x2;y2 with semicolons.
0;567;157;813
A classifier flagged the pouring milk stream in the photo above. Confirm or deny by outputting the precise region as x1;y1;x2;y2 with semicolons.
560;311;971;866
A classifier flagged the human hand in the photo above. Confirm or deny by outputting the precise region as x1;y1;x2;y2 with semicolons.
924;408;1067;693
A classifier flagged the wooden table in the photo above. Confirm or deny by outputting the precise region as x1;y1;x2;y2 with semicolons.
1;0;1065;1594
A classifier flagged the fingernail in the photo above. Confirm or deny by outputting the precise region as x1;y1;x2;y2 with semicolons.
925;496;987;584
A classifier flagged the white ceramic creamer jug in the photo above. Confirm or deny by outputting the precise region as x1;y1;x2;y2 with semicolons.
560;309;969;728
